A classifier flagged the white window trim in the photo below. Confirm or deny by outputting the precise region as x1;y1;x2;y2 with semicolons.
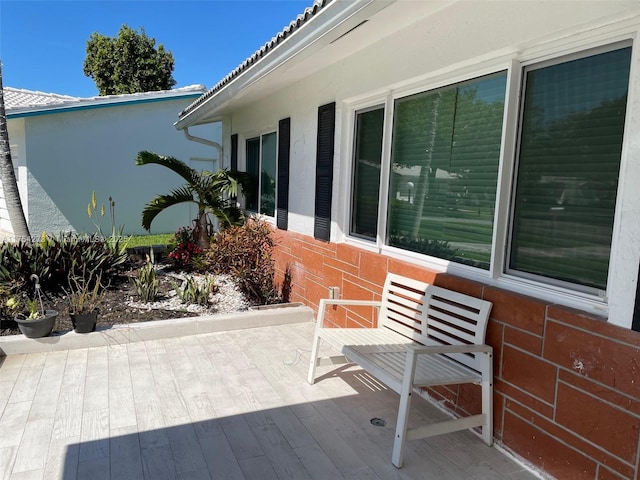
341;27;639;328
244;130;278;219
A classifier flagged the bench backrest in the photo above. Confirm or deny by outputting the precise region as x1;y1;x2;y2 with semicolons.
379;274;493;372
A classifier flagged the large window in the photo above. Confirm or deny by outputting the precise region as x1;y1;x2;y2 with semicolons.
509;47;631;291
387;72;507;269
350;106;384;239
246;132;277;216
349;43;632;296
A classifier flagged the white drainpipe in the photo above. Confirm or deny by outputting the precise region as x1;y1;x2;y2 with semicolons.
182;127;222;161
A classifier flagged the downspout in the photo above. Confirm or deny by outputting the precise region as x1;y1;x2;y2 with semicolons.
182;126;223;160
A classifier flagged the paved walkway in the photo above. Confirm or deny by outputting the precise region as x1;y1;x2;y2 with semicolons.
0;322;540;479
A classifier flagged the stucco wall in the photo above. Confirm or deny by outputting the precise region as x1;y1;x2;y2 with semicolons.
1;118;28;237
10;97;221;237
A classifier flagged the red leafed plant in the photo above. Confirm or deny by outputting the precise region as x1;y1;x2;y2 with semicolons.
167;226;203;269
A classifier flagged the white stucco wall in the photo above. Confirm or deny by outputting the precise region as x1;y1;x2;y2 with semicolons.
1;118;28;237
13;98;221;236
220;1;640;326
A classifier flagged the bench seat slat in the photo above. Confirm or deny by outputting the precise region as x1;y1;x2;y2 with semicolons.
319;327;413;352
343;346;481;393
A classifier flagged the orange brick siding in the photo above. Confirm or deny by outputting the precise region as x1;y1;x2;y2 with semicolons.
272;229;640;480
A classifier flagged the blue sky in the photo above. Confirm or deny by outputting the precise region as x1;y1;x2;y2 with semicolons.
0;0;311;97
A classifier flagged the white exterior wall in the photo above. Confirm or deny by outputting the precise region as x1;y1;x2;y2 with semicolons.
13;98;220;236
222;1;640;327
1;118;28;237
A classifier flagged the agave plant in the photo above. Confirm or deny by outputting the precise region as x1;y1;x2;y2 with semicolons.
135;151;250;249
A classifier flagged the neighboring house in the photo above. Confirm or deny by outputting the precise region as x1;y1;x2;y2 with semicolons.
1;85;221;237
176;1;640;479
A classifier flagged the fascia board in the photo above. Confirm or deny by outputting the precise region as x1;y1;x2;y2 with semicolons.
7;92;204;119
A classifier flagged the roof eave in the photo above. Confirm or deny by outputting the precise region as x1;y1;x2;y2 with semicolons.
175;0;394;130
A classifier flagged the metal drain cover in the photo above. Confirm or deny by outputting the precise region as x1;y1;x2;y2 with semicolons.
370;417;386;427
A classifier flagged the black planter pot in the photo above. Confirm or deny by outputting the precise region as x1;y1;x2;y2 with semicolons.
15;310;58;338
70;310;98;334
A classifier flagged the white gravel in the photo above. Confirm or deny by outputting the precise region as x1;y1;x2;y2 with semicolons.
126;268;252;315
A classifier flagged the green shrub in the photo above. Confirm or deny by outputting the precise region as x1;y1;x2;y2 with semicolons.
205;218;288;305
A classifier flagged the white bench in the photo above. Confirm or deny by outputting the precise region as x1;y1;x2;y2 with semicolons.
307;273;493;468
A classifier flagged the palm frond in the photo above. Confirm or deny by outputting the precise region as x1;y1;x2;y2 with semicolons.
228;171;255;196
135;151;200;186
141;186;195;231
200;169;239;197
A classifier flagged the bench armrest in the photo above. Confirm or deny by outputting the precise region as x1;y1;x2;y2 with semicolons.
408;343;492;356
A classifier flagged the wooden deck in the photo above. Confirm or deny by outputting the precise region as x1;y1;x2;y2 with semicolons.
0;322;540;479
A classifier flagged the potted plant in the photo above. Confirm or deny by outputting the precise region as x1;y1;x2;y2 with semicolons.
64;268;103;334
5;274;58;338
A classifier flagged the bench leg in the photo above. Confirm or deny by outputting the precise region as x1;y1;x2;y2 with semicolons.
392;349;418;468
481;351;493;446
307;334;322;384
307;302;328;385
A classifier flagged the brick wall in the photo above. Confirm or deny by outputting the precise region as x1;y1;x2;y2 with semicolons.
272;229;640;480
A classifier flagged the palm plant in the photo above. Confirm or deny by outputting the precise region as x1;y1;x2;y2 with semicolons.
135;151;248;249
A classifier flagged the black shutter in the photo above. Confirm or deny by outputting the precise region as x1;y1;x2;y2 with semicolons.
277;118;291;230
230;134;238;172
633;263;640;332
314;102;336;241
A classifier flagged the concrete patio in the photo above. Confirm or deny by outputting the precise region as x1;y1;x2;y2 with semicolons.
0;317;541;479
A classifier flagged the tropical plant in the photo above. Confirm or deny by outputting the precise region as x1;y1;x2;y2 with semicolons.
135;151;249;249
130;259;159;302
87;191;124;239
167;226;202;269
0;62;30;242
64;266;104;314
205;217;289;305
0;232;127;294
5;274;47;319
83;24;176;95
173;276;217;306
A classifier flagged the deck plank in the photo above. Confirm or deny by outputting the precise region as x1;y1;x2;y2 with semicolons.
0;322;541;480
13;417;54;473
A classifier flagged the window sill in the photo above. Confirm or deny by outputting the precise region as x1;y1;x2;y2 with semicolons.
344;236;610;320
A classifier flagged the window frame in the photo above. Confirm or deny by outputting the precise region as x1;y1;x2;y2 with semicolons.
505;43;632;296
342;36;636;325
349;103;386;241
245;130;278;217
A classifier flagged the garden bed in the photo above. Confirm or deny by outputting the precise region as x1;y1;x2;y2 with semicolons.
0;261;255;337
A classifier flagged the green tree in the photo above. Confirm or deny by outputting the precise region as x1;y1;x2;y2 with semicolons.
0;62;30;242
136;151;248;249
83;25;176;95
